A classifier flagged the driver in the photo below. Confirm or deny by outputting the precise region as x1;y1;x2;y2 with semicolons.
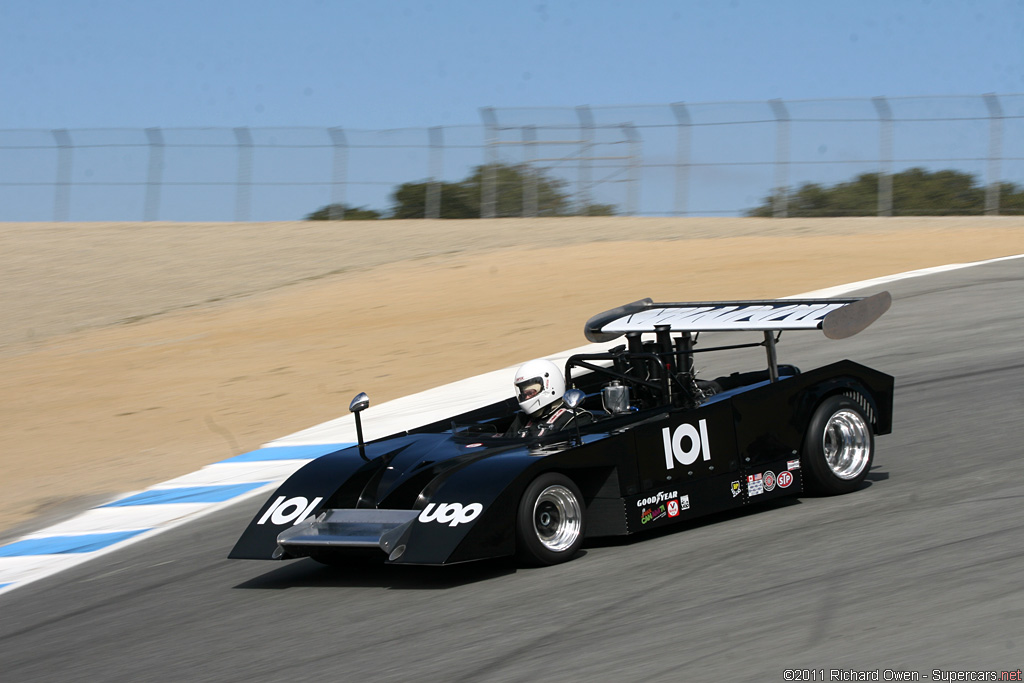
505;359;592;438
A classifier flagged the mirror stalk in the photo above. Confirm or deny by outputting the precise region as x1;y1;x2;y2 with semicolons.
563;388;586;446
349;392;371;462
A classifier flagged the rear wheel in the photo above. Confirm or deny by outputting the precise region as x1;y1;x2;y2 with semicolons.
802;395;874;495
516;473;585;566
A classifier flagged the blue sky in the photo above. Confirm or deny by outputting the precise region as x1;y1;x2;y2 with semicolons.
0;1;1021;220
3;0;1021;129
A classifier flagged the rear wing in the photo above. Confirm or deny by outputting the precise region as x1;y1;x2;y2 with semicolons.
584;291;892;343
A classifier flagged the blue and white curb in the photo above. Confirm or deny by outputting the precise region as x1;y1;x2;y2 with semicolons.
0;443;350;596
1;253;1021;596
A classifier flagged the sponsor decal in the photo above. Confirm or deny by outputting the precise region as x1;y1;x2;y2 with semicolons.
662;494;692;519
763;470;777;492
257;496;324;526
747;473;764;496
640;504;668;525
787;459;801;471
731;481;742;497
618;303;844;330
418;502;483;527
777;471;794;489
637;490;678;507
662;419;712;470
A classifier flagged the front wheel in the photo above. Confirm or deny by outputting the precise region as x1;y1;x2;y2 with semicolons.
802;395;874;495
516;473;586;566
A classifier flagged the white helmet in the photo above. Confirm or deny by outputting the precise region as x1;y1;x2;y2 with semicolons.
513;359;565;417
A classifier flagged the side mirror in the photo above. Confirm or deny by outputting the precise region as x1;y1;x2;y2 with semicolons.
349;392;370;413
563;388;585;409
349;392;370;461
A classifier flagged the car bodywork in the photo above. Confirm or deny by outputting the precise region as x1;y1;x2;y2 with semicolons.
229;293;894;566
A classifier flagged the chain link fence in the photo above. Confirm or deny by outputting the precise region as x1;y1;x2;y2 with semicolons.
1;94;1021;221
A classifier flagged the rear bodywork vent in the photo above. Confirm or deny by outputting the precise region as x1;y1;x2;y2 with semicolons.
843;389;877;430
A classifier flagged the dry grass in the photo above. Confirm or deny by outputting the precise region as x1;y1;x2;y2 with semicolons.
2;217;1023;537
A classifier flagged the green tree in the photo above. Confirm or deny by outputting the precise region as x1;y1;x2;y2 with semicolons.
999;182;1024;214
308;163;619;220
305;204;382;220
892;168;983;214
456;163;575;217
746;167;1024;217
389;180;476;219
580;202;618;216
386;163;616;218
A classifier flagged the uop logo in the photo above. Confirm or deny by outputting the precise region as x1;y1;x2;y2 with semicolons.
662;419;712;469
257;496;324;526
418;502;483;527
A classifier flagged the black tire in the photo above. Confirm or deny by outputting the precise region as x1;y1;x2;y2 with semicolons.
802;395;875;495
516;473;586;566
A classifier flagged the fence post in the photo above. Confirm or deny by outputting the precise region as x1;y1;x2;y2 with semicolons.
982;93;1003;216
52;129;73;222
144;128;165;222
426;126;443;219
576;105;594;215
233;127;253;222
479;107;498;218
327;127;347;220
871;97;894;217
768;99;790;218
670;102;691;217
620;123;641;216
523;125;538;217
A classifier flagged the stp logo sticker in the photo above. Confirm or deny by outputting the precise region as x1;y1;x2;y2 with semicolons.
763;471;776;492
777;471;794;489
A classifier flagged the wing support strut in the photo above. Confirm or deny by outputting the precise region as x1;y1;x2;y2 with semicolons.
764;331;779;382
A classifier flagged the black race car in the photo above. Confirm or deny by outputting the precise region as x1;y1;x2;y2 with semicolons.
229;293;894;567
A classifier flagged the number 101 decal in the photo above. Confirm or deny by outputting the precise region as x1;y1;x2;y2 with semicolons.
257;496;323;526
662;419;711;469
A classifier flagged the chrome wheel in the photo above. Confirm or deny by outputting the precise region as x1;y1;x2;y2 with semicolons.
822;408;872;480
532;485;583;552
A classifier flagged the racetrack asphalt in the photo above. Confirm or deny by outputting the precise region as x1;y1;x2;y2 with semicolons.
1;259;1022;682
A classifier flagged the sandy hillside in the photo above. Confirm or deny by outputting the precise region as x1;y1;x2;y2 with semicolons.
2;217;1023;538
